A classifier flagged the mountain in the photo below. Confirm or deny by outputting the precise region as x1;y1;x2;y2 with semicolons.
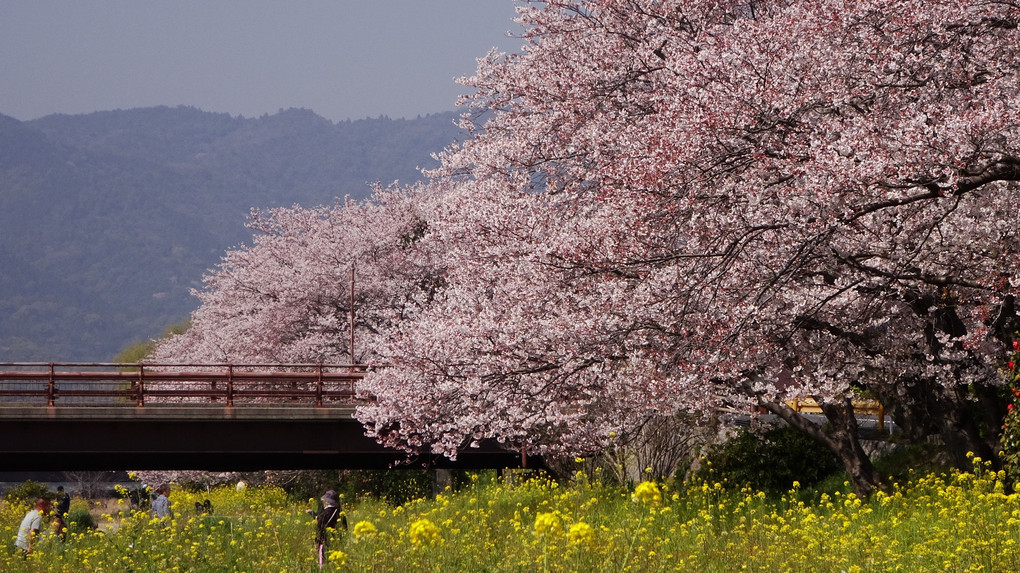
0;106;463;361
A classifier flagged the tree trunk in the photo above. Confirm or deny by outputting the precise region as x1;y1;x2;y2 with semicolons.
763;398;886;496
871;375;1003;470
932;384;1000;468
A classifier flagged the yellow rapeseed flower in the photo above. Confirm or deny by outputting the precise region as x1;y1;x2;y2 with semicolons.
534;511;563;537
632;481;662;506
353;520;377;540
567;522;594;546
408;518;441;546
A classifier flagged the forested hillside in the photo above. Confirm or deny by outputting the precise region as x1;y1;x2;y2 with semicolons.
0;106;462;360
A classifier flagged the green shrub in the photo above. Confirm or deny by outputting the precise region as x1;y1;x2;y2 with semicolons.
66;508;96;533
335;469;432;505
271;469;434;506
2;480;51;506
695;425;842;492
873;440;949;481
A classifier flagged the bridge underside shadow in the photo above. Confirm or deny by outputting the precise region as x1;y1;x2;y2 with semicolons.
0;407;543;471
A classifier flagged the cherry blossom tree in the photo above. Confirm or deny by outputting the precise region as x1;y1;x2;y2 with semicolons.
151;183;442;365
357;0;1020;494
149;0;1020;494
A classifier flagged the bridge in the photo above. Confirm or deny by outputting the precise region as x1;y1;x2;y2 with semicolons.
0;363;543;471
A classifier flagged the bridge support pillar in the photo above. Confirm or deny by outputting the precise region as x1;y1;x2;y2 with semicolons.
431;468;453;497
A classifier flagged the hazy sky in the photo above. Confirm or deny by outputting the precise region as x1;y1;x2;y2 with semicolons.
0;1;523;122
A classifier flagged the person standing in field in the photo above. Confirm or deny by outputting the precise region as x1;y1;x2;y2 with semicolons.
151;484;172;520
15;498;51;557
312;489;347;569
53;485;70;540
54;486;70;519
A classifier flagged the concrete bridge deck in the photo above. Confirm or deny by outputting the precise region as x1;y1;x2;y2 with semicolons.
0;364;543;472
0;405;540;471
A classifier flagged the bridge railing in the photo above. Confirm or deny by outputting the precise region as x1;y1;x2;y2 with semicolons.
787;396;887;432
0;363;367;408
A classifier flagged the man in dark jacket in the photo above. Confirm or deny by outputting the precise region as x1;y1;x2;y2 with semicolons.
54;486;70;519
313;489;347;569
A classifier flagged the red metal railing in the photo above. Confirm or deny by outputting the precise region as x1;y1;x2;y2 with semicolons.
0;363;366;408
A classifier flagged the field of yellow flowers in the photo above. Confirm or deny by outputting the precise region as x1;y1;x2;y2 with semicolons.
4;457;1020;572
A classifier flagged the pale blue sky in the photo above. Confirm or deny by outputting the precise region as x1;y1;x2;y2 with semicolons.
0;1;522;122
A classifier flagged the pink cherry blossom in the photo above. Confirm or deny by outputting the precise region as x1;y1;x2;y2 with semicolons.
152;183;445;365
157;1;1020;494
360;0;1020;493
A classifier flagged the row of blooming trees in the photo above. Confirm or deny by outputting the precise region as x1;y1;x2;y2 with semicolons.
156;0;1020;494
151;184;442;364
